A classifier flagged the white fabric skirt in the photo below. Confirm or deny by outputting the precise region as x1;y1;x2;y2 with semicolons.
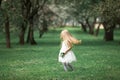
58;50;76;63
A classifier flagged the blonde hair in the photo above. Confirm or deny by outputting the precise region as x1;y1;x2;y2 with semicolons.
60;29;80;44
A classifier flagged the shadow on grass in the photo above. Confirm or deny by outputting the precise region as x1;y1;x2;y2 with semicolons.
38;41;60;46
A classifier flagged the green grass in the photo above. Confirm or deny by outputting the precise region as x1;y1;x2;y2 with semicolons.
0;27;120;80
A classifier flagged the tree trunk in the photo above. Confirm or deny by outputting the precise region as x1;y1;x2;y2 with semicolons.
78;21;87;32
104;29;114;41
5;15;11;48
39;16;48;38
0;0;2;7
86;18;94;34
103;23;114;41
26;20;37;45
19;24;26;45
26;26;30;43
39;30;44;38
30;23;37;45
94;23;101;36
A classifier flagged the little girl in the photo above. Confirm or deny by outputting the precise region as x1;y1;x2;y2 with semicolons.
58;29;81;71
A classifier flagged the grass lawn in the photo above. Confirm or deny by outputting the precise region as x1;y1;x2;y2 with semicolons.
0;27;120;80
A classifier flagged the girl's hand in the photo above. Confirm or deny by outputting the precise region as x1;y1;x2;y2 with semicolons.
61;52;65;57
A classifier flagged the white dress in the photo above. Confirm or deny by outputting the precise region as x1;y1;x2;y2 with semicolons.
58;40;77;63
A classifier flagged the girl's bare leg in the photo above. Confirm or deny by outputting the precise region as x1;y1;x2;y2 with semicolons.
68;63;73;71
62;63;68;71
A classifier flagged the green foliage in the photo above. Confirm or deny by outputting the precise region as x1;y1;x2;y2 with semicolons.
94;0;120;24
0;10;5;28
0;0;23;32
0;28;120;80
